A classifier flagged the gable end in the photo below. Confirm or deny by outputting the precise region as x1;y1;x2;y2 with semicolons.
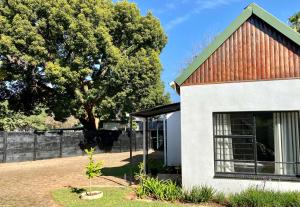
175;3;300;86
182;16;300;86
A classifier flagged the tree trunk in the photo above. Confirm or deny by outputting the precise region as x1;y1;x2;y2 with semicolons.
80;106;97;130
79;117;97;131
89;178;92;195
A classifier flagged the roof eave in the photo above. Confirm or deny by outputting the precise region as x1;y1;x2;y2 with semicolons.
170;81;180;94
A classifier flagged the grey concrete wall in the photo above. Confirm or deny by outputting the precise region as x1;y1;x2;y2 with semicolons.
0;130;143;163
181;79;300;193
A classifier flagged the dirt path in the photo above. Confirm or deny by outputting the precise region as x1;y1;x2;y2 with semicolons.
0;151;142;207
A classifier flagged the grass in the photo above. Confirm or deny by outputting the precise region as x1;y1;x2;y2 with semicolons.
52;187;185;207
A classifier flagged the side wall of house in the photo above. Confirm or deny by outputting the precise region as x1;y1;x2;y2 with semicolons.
166;111;181;166
181;79;300;193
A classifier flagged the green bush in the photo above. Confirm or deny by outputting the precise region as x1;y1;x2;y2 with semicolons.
228;188;300;207
213;192;228;205
183;185;215;203
135;162;182;201
136;177;182;201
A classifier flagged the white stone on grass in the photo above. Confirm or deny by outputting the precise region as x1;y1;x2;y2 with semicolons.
80;191;103;200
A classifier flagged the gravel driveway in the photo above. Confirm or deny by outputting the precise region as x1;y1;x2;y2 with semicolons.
0;151;142;207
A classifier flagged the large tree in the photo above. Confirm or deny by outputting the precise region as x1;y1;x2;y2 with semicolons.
0;0;170;130
290;11;300;32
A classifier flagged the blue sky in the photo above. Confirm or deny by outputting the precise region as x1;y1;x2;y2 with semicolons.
129;0;299;102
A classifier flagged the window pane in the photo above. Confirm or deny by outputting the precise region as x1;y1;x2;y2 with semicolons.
273;112;299;176
232;138;254;161
231;113;254;135
256;161;274;174
257;161;298;176
214;113;255;174
215;161;255;173
255;112;275;174
233;161;256;173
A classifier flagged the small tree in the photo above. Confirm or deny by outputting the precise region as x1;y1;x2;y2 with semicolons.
85;148;103;195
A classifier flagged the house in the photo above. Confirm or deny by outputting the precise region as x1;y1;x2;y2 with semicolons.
172;3;300;193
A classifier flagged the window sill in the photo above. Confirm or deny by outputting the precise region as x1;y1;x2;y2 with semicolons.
214;173;300;182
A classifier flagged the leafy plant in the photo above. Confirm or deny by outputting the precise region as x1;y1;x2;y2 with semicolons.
135;162;182;201
135;162;146;183
137;177;182;201
290;11;300;32
85;148;103;195
183;185;215;203
213;192;228;205
0;101;48;131
228;188;300;207
0;100;79;131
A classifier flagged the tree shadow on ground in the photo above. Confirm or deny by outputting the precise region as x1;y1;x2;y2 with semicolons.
101;154;142;178
101;151;164;179
67;186;86;195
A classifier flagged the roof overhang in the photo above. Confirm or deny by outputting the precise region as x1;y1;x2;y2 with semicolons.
131;102;180;118
170;81;180;94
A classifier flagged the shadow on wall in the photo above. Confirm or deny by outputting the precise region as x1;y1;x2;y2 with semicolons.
79;130;124;152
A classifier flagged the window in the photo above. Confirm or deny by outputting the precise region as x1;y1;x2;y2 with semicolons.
213;112;300;178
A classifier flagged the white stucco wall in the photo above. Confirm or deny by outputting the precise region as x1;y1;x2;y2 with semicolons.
181;79;300;193
166;111;181;166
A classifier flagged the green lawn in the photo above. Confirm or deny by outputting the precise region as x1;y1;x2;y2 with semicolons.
52;187;184;207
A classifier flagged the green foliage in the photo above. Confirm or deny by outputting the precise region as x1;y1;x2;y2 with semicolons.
0;0;170;129
290;12;300;32
134;162;146;182
0;101;47;131
84;148;103;195
183;186;215;203
85;148;103;179
228;188;300;207
136;177;182;201
213;192;228;206
135;162;182;202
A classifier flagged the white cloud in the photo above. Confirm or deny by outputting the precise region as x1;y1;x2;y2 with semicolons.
165;13;193;31
165;0;240;31
153;0;189;14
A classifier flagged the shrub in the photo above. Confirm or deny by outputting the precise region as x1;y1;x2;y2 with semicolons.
136;177;182;201
228;188;300;207
213;192;228;205
135;162;182;201
183;185;215;203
